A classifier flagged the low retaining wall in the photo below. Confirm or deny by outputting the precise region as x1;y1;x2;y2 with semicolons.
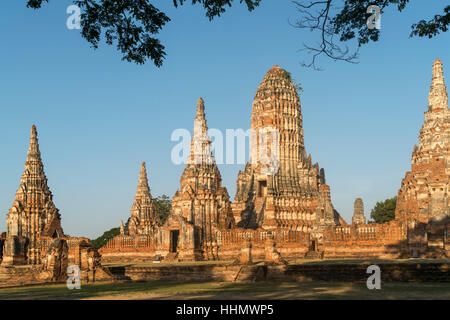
0;266;45;287
101;245;309;264
268;262;450;282
107;261;450;283
100;229;311;263
322;245;405;260
108;264;241;282
101;252;157;264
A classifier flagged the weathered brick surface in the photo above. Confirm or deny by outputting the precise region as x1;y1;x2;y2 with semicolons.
271;263;450;282
0;265;46;287
105;262;450;283
4;62;446;282
396;59;449;223
3;126;64;265
352;198;366;225
121;162;161;236
107;264;241;282
100;62;449;264
232;66;342;232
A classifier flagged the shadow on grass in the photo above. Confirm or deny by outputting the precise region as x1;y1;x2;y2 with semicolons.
0;280;448;300
0;280;218;300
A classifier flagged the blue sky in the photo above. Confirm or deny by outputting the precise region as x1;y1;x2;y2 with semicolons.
0;0;448;238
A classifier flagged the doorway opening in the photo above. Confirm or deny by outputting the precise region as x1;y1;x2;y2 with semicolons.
170;230;180;253
258;180;267;197
194;228;201;249
310;240;316;252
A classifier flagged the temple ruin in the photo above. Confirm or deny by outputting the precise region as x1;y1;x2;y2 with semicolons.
232;66;344;232
101;61;449;262
1;60;449;276
0;126;111;284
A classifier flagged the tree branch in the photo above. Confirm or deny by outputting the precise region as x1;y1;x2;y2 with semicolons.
291;0;359;70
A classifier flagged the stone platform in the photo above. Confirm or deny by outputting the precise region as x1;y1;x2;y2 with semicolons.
106;260;450;283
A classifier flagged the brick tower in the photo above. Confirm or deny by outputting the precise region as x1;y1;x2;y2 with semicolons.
122;162;160;236
352;198;366;225
232;66;343;231
395;59;450;223
5;125;64;264
169;98;234;259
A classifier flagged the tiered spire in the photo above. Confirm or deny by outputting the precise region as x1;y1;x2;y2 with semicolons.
126;162;159;235
12;125;59;219
189;98;214;165
417;60;449;150
395;59;450;221
27;125;41;162
6;125;63;263
172;98;231;227
428;59;448;111
243;65;325;197
352;198;366;225
130;162;155;220
233;65;339;230
171;98;234;248
135;162;152;199
196;97;206;119
16;125;53;202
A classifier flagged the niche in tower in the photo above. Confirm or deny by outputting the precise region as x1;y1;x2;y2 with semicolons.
258;180;267;197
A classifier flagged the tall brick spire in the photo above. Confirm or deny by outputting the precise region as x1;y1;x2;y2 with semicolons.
135;162;152;200
19;125;50;197
352;198;366;225
196;97;206;119
27;125;41;162
395;59;450;221
10;125;61;234
181;98;223;192
251;65;304;146
189;97;214;165
419;60;449;149
126;162;159;236
249;65;309;184
429;59;448;111
6;125;63;264
233;65;339;230
170;98;234;259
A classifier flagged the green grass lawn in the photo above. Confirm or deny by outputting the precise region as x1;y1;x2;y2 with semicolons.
0;280;448;300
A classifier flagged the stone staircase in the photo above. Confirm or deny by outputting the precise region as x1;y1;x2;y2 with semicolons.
164;252;179;262
233;265;267;283
304;250;324;259
425;246;449;259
